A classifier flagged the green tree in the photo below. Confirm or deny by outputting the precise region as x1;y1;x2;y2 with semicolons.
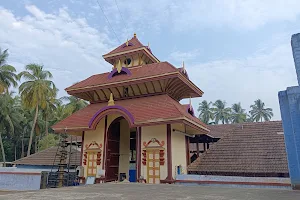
38;134;59;151
18;64;56;156
249;99;273;122
231;103;247;123
213;100;231;124
197;100;214;124
0;93;24;165
62;96;88;114
0;48;17;94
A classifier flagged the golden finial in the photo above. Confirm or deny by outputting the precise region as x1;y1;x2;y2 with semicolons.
108;93;115;106
116;60;122;73
134;33;137;37
126;39;129;46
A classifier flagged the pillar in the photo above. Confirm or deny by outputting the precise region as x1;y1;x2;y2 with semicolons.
279;87;300;190
161;124;175;183
278;33;300;190
136;127;141;181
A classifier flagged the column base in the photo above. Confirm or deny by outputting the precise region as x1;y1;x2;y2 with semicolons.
160;177;176;184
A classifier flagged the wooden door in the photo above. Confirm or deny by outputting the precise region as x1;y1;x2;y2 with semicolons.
105;121;120;181
147;149;160;184
87;152;97;176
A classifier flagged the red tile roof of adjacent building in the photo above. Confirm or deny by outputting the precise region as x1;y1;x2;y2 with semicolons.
13;146;81;166
103;35;145;56
66;62;179;91
188;121;288;176
52;94;208;133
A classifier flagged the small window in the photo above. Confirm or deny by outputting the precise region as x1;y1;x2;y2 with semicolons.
123;87;129;97
124;58;131;66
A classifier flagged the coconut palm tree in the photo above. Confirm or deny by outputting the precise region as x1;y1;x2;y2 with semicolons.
213;100;231;124
18;64;56;156
231;103;247;123
61;96;88;113
197;100;214;124
0;92;24;165
249;99;273;122
0;48;18;94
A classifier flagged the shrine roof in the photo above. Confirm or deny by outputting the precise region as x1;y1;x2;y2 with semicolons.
66;62;199;93
52;94;208;133
188;121;288;176
103;35;146;57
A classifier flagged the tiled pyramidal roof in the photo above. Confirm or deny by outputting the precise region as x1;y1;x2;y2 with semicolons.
13;146;81;166
188;121;289;177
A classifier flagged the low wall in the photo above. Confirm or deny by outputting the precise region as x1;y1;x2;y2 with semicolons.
176;174;291;189
0;167;41;191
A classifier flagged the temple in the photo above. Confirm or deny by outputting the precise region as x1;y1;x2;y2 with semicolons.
52;33;209;184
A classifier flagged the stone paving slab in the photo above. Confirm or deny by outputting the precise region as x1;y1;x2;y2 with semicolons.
1;183;300;200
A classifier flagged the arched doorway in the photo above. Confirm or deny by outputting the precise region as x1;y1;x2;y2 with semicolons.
105;117;137;182
105;118;121;182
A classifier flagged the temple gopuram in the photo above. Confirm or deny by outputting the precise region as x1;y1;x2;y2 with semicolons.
52;33;209;184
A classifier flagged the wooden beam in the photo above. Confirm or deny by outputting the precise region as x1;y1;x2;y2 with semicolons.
115;87;122;98
94;90;101;101
99;89;108;100
85;91;94;101
136;84;142;95
150;81;156;93
129;85;136;96
144;82;150;94
158;80;164;92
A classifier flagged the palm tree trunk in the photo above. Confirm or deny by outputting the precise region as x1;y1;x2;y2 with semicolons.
14;144;17;161
0;132;6;166
35;136;38;153
21;130;25;158
27;104;39;156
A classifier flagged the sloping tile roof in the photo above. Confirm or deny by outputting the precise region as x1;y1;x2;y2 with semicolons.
103;36;145;56
52;94;208;132
206;124;239;138
66;62;178;91
13;146;81;166
188;121;289;176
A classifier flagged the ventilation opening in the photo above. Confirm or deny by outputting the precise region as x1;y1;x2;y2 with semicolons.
112;70;127;77
124;58;131;65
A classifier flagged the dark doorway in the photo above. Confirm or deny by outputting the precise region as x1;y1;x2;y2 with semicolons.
105;120;121;182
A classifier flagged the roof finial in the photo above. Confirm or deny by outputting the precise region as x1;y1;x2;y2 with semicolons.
148;42;150;48
189;96;192;110
117;60;122;73
126;39;129;46
134;33;137;37
108;93;115;106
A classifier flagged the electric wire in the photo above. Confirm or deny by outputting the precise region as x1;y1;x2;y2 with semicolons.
114;0;129;38
96;0;121;43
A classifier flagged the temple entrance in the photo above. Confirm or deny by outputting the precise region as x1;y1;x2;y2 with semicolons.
105;117;137;182
105;120;121;181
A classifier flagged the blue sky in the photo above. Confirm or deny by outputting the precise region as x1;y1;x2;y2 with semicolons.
1;0;300;120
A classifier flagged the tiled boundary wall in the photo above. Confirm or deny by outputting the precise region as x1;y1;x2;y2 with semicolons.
0;167;41;190
175;175;291;189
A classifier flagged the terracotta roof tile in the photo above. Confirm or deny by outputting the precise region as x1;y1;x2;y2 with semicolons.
66;62;178;91
188;121;289;176
103;36;145;56
52;94;208;132
13;146;81;166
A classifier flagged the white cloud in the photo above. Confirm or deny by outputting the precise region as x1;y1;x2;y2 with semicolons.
0;5;114;97
169;49;201;62
185;42;297;120
89;0;300;32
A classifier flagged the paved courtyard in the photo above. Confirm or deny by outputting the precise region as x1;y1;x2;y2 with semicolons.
1;183;300;200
